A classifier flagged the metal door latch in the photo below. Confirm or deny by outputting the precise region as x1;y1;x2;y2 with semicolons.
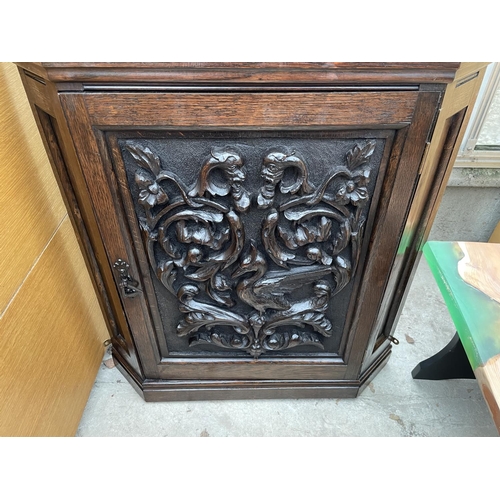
113;258;142;298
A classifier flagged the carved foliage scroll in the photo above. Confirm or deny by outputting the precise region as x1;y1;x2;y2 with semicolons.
125;141;376;358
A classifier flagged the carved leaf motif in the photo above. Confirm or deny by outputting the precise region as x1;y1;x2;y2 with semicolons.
264;312;333;338
350;215;366;275
318;217;332;241
331;218;351;255
158;209;224;254
176;285;249;337
284;206;344;225
262;209;296;268
177;312;214;336
209;210;245;269
126;144;161;176
332;255;351;296
163;237;182;259
190;331;251;350
264;330;325;351
278;217;332;250
185;262;234;306
305;312;333;336
185;262;220;282
346;141;376;170
157;260;177;295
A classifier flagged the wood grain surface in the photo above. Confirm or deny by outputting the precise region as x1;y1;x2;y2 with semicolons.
0;218;106;436
490;220;500;244
60;94;161;378
61;88;426;387
475;353;500;430
17;62;461;85
353;90;442;375
458;242;500;305
0;63;66;310
364;63;488;370
82;91;418;128
0;62;108;435
17;68;143;376
457;241;500;431
14;62;487;402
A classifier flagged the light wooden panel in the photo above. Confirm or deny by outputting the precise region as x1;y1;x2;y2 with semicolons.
490;221;500;243
0;217;107;436
0;63;66;311
457;242;500;304
0;62;109;436
475;355;500;430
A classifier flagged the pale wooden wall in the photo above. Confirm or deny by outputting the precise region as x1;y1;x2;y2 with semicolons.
0;62;108;436
490;221;500;243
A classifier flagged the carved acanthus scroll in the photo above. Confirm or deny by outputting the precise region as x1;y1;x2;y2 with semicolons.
125;140;376;358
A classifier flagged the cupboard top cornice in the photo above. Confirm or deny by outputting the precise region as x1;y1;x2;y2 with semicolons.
16;62;474;88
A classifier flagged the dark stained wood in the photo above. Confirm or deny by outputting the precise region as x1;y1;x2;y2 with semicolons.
81;85;420;92
104;134;172;360
157;358;348;381
114;343;392;402
40;62;459;70
17;62;461;86
17;68;144;377
330;130;397;352
376;109;467;353
68;96;399;379
345;89;443;379
83;91;418;128
59;94;162;378
15;62;488;402
116;140;375;359
18;71;54;115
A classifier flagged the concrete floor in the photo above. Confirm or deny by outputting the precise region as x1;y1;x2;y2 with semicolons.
76;257;498;437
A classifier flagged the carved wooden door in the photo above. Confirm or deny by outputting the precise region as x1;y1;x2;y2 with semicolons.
59;87;441;399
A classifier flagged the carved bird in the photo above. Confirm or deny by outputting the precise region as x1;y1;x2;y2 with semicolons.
232;242;332;314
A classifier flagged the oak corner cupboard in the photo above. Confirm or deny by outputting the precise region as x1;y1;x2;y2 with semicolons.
16;62;488;402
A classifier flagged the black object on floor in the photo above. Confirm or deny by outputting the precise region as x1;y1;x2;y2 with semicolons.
412;332;475;380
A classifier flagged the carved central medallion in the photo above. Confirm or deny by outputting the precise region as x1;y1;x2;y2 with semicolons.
123;138;377;358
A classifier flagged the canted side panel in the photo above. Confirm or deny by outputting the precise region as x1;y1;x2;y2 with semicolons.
365;107;469;369
108;130;391;362
36;111;139;368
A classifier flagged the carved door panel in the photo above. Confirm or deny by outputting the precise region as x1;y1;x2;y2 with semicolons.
60;89;440;386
